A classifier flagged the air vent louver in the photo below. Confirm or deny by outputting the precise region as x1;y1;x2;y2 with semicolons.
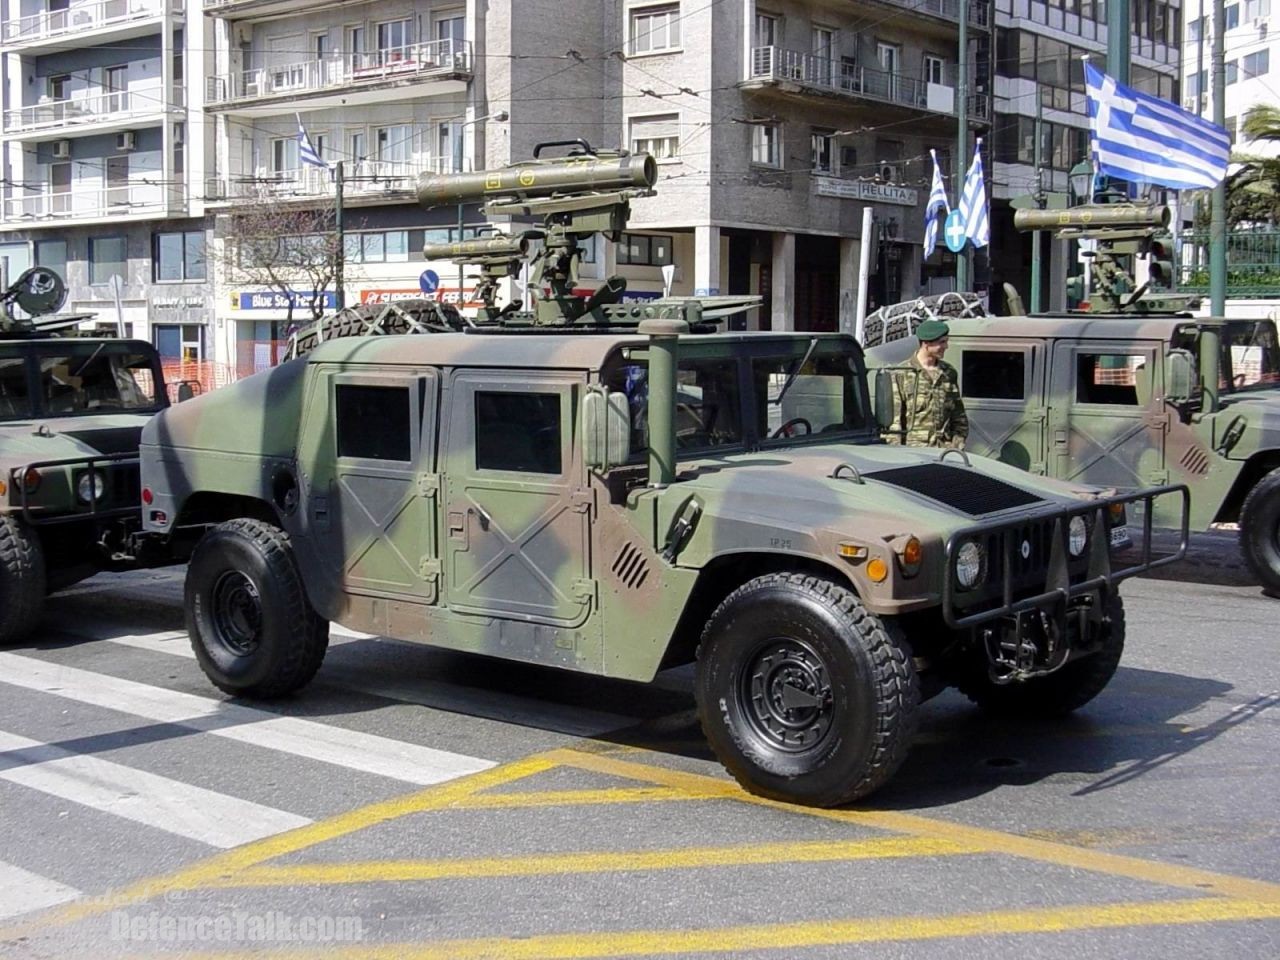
611;543;650;589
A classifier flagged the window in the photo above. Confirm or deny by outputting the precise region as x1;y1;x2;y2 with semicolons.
1075;354;1142;405
605;355;744;454
961;351;1026;400
811;129;834;173
753;353;869;441
1244;0;1271;17
1225;3;1240;28
376;124;412;166
336;385;411;461
271;137;299;175
1188;15;1204;40
348;131;366;171
377;18;412;63
475;391;561;473
154;324;204;362
153;230;206;282
438;120;460;171
48;74;69;100
630;114;679;160
751;122;781;166
754;12;777;46
1226;60;1239;85
434;13;465;46
1243;49;1270;80
812;26;834;84
0;243;32;287
924;55;945;85
346;25;366;54
629;4;681;55
104;65;127;111
616;233;673;266
35;240;67;278
90;236;127;285
314;32;331;60
0;357;32;421
38;346;160;415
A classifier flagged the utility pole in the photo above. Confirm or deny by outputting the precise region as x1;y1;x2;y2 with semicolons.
334;160;345;311
1031;92;1044;314
955;0;969;291
1209;0;1227;321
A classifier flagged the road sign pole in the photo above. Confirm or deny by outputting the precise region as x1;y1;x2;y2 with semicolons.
955;0;969;292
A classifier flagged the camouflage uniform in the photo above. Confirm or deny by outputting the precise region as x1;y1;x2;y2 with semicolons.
887;354;969;449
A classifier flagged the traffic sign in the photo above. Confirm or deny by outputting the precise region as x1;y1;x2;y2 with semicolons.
944;210;967;253
419;269;440;294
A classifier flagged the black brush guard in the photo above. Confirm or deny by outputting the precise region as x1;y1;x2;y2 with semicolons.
10;452;140;526
941;485;1190;630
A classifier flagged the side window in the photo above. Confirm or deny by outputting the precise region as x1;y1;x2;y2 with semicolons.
474;391;562;474
1075;353;1142;406
336;385;412;461
961;350;1026;400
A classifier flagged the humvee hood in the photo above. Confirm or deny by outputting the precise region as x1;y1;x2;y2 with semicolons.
0;414;150;463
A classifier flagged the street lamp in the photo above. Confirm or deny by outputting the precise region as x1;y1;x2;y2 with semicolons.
451;110;509;310
1069;160;1093;206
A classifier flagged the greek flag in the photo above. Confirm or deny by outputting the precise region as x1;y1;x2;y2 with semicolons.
958;140;989;249
922;150;950;258
1084;62;1229;191
296;114;328;170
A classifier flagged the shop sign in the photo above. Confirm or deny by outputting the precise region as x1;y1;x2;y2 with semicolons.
236;291;337;311
813;177;918;206
151;294;207;309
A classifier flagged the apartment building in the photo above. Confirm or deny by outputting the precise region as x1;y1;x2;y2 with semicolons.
0;0;213;364
987;0;1184;310
1184;0;1275;156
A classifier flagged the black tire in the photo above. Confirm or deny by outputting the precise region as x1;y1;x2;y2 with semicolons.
292;300;462;357
0;515;46;645
1239;467;1280;596
955;591;1126;717
695;573;919;807
185;518;328;697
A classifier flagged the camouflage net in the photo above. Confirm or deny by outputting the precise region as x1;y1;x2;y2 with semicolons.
861;293;988;348
286;299;467;360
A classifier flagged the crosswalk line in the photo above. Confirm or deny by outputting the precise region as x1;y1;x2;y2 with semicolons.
0;859;81;921
0;652;494;786
0;731;311;849
102;631;633;737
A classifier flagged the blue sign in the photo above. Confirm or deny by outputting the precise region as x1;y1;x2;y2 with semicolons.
943;210;967;253
238;291;337;311
419;270;440;294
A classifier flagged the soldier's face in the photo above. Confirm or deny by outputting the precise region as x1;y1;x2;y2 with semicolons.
923;336;949;361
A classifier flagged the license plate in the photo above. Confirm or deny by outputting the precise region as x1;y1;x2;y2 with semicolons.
1109;525;1131;548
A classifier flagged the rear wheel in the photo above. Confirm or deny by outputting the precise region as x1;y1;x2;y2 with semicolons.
955;592;1126;717
0;515;46;645
695;573;919;807
186;518;328;697
1239;468;1280;596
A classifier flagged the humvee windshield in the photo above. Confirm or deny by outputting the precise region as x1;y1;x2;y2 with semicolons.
0;343;165;421
1174;320;1280;394
604;340;873;456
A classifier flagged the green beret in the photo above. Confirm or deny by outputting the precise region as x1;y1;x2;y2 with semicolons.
916;319;950;342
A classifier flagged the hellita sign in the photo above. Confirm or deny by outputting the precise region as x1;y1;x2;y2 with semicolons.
813;177;918;207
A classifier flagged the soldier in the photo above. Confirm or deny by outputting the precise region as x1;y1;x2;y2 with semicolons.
887;319;968;449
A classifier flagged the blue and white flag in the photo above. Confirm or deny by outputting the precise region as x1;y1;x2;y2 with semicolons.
958;139;989;249
1084;62;1229;191
922;149;951;258
296;114;328;170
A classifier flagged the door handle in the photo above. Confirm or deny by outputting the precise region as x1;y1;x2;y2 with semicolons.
471;506;491;531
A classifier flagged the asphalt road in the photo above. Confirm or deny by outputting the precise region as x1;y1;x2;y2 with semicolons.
1;548;1278;960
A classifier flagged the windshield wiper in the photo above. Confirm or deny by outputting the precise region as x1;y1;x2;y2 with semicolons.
71;342;107;379
773;337;819;407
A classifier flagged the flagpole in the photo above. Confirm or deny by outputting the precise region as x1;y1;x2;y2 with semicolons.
955;0;969;292
1205;0;1226;412
1030;88;1044;314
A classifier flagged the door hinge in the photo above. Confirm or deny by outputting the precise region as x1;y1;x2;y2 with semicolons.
419;557;441;582
418;473;441;498
571;489;594;514
571;577;597;605
1147;470;1169;485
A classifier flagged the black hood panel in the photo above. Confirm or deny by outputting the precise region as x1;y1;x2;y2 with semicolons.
60;426;145;455
865;463;1045;516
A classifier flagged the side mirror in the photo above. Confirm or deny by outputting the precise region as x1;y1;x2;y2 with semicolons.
1164;348;1194;403
581;387;630;471
177;382;195;403
873;368;896;431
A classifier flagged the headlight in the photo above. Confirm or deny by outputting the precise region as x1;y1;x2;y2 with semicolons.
955;540;985;589
77;470;106;503
1068;515;1088;557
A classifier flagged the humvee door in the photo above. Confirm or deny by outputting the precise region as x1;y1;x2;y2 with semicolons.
955;342;1047;473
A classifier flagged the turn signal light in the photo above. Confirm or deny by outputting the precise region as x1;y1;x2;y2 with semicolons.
142;487;154;505
22;467;41;493
902;537;922;566
0;478;6;496
866;557;889;583
838;543;867;560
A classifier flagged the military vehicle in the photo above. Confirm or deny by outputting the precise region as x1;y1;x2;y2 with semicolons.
138;144;1187;806
863;204;1280;596
0;267;173;642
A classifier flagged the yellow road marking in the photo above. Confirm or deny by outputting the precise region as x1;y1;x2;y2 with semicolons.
134;898;1280;960
463;786;719;808
550;749;1280;905
210;836;982;888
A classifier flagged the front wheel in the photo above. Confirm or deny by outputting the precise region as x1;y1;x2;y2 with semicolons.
186;518;329;698
0;515;46;645
695;573;919;807
1239;468;1280;596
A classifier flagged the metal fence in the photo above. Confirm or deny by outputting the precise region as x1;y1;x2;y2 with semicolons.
1178;230;1280;298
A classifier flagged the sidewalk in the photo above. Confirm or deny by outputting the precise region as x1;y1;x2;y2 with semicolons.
1120;526;1259;588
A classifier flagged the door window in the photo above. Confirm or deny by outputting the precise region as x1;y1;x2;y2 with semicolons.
336;384;412;461
1075;353;1143;406
961;350;1026;399
474;391;562;473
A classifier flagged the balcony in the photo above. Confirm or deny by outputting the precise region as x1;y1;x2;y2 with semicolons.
3;85;181;141
1;0;183;52
207;41;472;116
1;183;185;229
744;47;990;122
206;156;455;207
204;0;357;22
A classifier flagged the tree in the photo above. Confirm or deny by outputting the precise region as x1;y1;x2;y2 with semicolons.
1225;104;1280;228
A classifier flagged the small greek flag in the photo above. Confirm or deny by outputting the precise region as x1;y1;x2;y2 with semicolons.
922;150;950;258
296;114;328;170
1084;62;1229;191
958;139;989;249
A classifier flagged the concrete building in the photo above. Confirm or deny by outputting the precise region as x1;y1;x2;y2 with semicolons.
0;0;215;369
987;0;1184;311
1182;0;1276;158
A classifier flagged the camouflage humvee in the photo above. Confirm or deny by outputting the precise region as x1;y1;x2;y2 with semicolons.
137;147;1187;806
863;304;1280;595
0;271;174;642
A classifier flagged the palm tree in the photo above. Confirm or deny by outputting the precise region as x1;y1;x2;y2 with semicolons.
1226;104;1280;227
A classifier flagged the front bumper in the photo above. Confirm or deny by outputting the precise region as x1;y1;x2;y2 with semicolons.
8;452;141;527
941;485;1190;630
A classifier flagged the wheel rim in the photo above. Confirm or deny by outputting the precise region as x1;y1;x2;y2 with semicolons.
210;570;262;656
739;637;835;753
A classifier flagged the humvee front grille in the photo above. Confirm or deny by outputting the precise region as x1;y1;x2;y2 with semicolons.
611;543;650;589
866;464;1044;516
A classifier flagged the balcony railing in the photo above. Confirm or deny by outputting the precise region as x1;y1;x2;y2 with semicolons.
748;47;990;120
1;0;181;47
3;183;183;222
1178;229;1280;297
4;84;182;135
207;40;472;106
878;0;990;26
207;156;455;203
